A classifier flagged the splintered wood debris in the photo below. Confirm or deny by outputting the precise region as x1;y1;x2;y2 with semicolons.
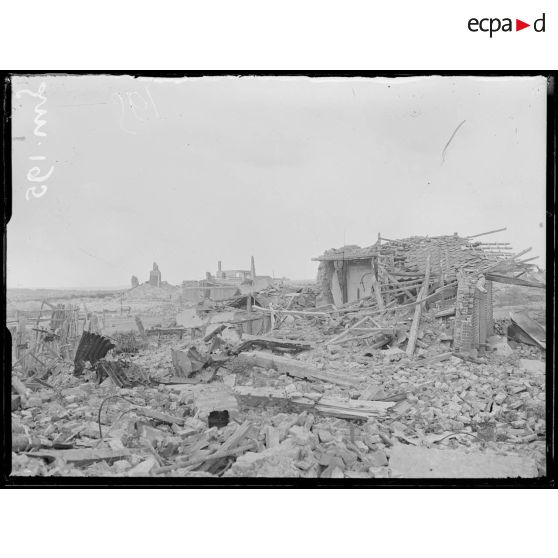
9;230;546;478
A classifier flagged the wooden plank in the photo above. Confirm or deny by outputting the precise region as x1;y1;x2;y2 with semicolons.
434;307;455;318
358;282;457;317
386;273;417;299
516;256;539;264
35;301;45;344
402;352;453;369
197;420;253;473
232;335;312;354
153;442;257;475
252;305;328;318
327;328;400;346
137;408;185;426
26;448;130;465
219;421;253;452
485;273;545;289
146;327;188;336
233;386;395;419
326;316;371;345
235;351;361;387
406;254;431;356
466;227;507;239
509;312;546;349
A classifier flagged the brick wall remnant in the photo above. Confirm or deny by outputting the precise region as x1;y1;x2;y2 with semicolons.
454;272;494;352
454;272;476;352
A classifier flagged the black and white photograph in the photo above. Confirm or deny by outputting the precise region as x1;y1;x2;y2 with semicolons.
4;73;550;483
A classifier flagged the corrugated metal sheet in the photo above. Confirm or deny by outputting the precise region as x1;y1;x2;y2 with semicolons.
74;331;115;374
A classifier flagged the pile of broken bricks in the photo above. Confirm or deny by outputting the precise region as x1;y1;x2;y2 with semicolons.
11;304;546;479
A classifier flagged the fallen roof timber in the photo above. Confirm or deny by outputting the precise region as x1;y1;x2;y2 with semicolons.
485;273;545;288
465;227;507;239
234;350;361;387
233;386;395;420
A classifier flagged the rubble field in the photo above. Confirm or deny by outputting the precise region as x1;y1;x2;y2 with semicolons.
10;276;547;479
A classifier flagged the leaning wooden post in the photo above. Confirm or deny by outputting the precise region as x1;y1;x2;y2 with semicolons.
406;254;431;357
135;316;147;341
269;303;276;331
370;257;385;311
246;293;253;335
35;301;45;344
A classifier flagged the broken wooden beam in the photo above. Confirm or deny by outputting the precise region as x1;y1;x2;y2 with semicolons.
26;448;130;466
252;305;329;318
137;407;186;426
146;327;188;336
466;227;507;239
219;421;253;453
234;350;361;387
232;335;312;355
485;273;545;289
153;442;257;475
327;328;400;346
434;307;456;318
233;386;395;419
406;254;431;357
203;323;227;342
509;312;546;349
326;316;372;345
404;352;453;368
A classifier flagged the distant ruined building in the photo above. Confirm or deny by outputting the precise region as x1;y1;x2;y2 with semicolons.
149;262;162;287
131;275;139;288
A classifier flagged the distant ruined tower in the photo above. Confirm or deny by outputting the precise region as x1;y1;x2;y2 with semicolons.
250;255;256;280
149;262;162;287
131;275;139;288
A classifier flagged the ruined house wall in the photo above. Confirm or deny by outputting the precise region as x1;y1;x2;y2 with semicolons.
317;261;335;305
319;260;375;306
346;262;374;302
149;270;161;287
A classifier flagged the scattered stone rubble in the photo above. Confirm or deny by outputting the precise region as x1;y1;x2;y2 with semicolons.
10;272;546;479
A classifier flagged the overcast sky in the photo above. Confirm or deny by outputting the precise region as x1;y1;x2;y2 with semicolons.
9;74;547;289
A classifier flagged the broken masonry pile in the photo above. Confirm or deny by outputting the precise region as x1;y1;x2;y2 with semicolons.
10;227;547;478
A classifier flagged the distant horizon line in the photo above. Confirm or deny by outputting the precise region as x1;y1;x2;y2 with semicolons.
7;279;318;291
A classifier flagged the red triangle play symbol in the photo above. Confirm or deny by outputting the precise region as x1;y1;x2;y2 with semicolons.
516;19;530;31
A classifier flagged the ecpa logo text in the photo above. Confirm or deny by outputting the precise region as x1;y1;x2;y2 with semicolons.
468;13;545;37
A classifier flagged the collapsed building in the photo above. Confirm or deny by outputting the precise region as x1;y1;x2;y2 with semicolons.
213;257;256;283
9;225;546;479
207;256;267;286
183;256;274;303
314;229;542;353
